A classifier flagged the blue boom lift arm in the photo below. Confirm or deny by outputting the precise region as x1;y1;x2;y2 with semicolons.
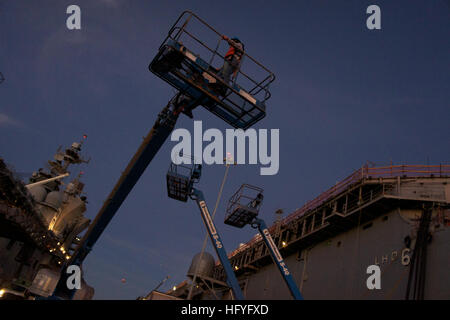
251;218;304;300
52;10;274;299
53;99;182;298
191;188;245;300
166;162;244;300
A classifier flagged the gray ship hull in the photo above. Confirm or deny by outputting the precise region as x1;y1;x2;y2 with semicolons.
166;166;450;300
243;208;450;299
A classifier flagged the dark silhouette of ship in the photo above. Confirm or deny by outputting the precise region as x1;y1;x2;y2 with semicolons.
0;138;94;299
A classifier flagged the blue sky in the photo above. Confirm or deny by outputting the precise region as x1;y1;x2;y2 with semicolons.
1;0;449;299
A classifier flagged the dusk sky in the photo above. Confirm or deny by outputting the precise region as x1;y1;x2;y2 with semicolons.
1;1;449;299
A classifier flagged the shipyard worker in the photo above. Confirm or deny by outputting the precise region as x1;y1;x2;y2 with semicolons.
217;35;244;89
250;193;263;209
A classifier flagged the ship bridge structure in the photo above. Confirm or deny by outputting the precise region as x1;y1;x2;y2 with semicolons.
208;164;450;299
0;140;93;299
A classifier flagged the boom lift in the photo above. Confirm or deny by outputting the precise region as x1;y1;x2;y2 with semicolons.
52;11;274;299
224;185;304;300
166;161;244;300
149;11;275;129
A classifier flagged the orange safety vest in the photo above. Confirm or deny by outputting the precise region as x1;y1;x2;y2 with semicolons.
225;46;235;59
225;41;243;60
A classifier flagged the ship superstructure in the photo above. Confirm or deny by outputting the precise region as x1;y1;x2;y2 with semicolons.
165;164;450;300
0;138;94;299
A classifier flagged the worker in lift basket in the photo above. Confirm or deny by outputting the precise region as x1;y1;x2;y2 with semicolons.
217;35;245;91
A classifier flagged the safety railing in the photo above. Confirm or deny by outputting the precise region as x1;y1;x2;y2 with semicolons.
226;184;264;216
282;164;450;225
361;164;450;178
160;11;275;105
226;163;450;259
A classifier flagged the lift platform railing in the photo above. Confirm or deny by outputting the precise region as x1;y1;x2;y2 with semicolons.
225;184;264;228
164;11;275;103
166;154;202;202
166;162;194;202
150;11;275;129
222;184;303;300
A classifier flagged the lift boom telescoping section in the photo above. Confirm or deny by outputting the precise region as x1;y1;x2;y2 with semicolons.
53;102;180;298
251;218;304;300
192;189;245;300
